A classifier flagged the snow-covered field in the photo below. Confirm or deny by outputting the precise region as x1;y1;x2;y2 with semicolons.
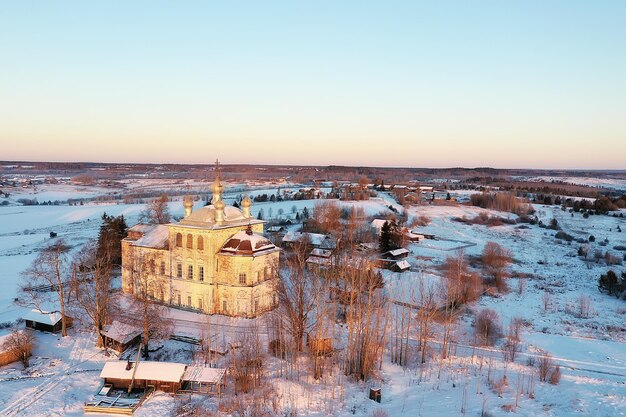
0;181;625;416
527;176;626;192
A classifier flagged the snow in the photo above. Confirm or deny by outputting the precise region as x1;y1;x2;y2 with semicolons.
22;309;63;326
386;248;409;257
528;176;626;191
283;231;329;247
221;230;275;253
394;260;410;270
101;321;141;345
1;178;626;416
310;248;332;258
182;366;225;384
100;360;187;383
132;225;170;249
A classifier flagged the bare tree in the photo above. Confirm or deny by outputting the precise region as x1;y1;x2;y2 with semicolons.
474;309;501;346
70;241;115;347
139;194;171;224
442;250;482;306
231;323;264;394
537;351;554;382
126;253;172;358
1;328;34;368
482;242;512;292
416;279;439;365
275;238;319;352
342;258;388;380
19;239;71;337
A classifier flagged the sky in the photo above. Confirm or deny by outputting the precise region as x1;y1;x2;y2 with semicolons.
1;1;625;169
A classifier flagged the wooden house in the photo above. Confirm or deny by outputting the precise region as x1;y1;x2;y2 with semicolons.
23;309;73;333
100;361;187;393
99;360;225;395
383;248;409;260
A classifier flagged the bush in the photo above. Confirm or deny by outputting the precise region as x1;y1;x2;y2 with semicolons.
537;351;554;382
549;365;562;385
474;309;502;346
555;231;574;241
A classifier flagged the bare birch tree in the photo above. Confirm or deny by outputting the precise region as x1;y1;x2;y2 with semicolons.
125;253;172;358
1;328;34;368
19;239;71;337
70;241;115;347
275;238;319;352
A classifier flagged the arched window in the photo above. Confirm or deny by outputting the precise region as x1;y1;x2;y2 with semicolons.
186;234;193;249
197;236;204;251
175;233;182;247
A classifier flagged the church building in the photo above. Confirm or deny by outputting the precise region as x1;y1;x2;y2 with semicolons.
121;165;280;317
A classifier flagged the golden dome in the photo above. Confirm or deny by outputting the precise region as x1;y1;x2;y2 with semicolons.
241;195;252;208
215;199;225;210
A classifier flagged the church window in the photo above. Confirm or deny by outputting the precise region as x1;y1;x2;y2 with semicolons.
197;236;204;250
176;233;182;247
187;296;192;306
160;261;165;275
239;273;246;285
177;293;181;305
188;265;193;280
198;298;203;311
199;266;204;281
186;234;193;249
222;300;228;312
177;263;182;278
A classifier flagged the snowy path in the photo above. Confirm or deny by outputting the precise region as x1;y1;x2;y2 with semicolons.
0;333;99;417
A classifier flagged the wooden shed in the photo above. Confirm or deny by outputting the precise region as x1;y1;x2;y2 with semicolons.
23;309;73;334
99;361;187;393
101;321;142;353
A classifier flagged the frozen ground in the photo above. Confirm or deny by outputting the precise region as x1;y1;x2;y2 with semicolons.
0;181;625;416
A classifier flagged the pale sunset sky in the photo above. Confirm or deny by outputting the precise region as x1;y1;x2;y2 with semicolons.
1;1;625;169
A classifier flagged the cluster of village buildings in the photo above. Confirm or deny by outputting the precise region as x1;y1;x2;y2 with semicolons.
1;168;451;414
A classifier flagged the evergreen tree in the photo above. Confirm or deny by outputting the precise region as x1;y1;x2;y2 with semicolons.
97;213;128;266
257;208;264;220
302;207;310;219
379;220;403;253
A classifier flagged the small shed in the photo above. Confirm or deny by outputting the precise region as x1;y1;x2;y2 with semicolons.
182;366;226;395
100;360;187;393
391;260;411;273
101;321;142;353
23;309;73;333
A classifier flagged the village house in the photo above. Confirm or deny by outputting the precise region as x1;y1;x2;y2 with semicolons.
98;360;226;395
121;162;281;318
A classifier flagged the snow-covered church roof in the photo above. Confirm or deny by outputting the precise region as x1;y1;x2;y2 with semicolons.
219;229;279;256
178;205;263;229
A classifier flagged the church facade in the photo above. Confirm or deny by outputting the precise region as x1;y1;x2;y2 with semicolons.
121;170;280;317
